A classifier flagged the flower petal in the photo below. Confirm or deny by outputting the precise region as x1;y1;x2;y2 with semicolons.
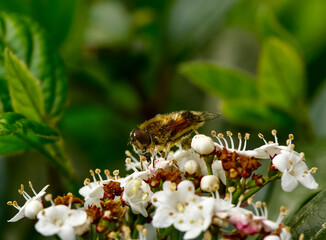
281;170;298;192
57;225;75;240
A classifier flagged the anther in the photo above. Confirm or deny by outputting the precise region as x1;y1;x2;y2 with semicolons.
217;133;224;138
89;169;95;176
18;189;23;195
20;184;24;191
310;167;318;173
211;130;217;137
84;178;90;186
29;181;33;188
113;170;119;176
45;194;52;202
7;201;13;206
226;131;232;137
104;169;110;176
280;206;288;216
125;158;132;165
247;197;253;205
228;186;235;193
244;133;250;140
95;168;101;174
125;150;132;156
271;129;277;136
288;134;294;140
255;201;262;208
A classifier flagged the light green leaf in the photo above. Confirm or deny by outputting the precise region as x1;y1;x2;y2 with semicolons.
0;112;58;138
257;38;305;112
179;61;258;100
0;13;67;121
222;100;294;129
4;48;44;122
287;189;326;239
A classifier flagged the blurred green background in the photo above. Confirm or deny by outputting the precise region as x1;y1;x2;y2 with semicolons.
1;0;326;239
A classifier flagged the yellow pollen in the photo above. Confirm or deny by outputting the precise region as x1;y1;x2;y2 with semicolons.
280;206;288;216
142;192;149;201
255;201;262;208
184;201;189;206
303;170;308;174
7;201;13;206
263;202;267;207
190;197;196;202
211;130;217;137
89;169;95;176
271;129;277;136
95;168;101;174
113;170;119;176
125;158;132;164
29;181;33;188
198;205;203;210
45;194;52;202
187;186;192;191
176;202;185;213
18;189;23;195
310;167;318;173
288;134;294;140
169;212;174;216
170;182;177;191
238;132;242;139
268;141;273;144
41;210;45;215
84;178;90;186
189;219;195;224
258;133;264;139
178;219;184;223
104;169;110;176
244;133;250;139
300;152;305;158
140;156;147;162
226;131;232;137
228;186;235;193
213;184;219;191
217;133;224;138
153;197;158;202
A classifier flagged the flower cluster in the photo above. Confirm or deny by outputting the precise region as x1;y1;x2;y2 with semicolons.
7;130;318;239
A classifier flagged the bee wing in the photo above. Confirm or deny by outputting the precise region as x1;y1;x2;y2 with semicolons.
199;112;221;121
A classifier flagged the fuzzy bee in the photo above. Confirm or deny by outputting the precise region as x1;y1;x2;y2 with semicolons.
130;111;220;159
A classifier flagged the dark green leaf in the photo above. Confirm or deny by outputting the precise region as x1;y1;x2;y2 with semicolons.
222;100;294;129
179;61;258;100
257;38;305;112
310;80;326;137
0;112;58;138
4;48;44;122
287;189;326;239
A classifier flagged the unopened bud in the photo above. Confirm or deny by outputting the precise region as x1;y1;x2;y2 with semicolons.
200;175;219;192
191;134;215;155
25;200;43;219
184;160;201;176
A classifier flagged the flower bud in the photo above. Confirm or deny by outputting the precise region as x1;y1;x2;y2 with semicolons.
24;200;43;219
200;175;219;192
184;160;201;176
191;134;215;155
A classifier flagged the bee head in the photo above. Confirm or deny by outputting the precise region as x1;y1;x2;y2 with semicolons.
130;129;152;154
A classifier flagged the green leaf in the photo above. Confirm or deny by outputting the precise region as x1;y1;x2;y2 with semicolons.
257;38;305;113
179;61;259;100
222;100;294;129
287;189;326;239
4;48;44;122
0;13;67;121
0;112;58;138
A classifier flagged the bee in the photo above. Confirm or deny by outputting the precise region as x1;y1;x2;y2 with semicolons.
130;111;220;159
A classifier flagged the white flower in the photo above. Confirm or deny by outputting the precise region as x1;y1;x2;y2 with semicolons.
272;151;318;192
151;180;214;239
212;160;226;185
183;160;201;176
191;134;215;155
35;205;87;240
79;169;111;208
8;183;49;222
173;149;208;175
121;176;153;217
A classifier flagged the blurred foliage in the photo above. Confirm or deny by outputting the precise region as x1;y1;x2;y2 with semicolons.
1;0;326;239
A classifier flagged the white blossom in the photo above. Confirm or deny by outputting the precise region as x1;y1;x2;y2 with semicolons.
35;205;87;240
8;184;49;222
191;134;215;155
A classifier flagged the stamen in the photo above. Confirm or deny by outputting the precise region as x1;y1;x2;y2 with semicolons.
258;133;268;145
89;169;96;182
113;170;119;181
95;169;103;182
271;129;278;144
219;133;229;149
263;202;268;218
12;201;21;210
238;133;242;150
310;167;318;173
84;178;91;187
45;194;54;206
211;130;217;137
243;133;250;151
236;195;244;208
169;182;177;191
29;181;37;196
247;197;253;205
227;131;234;150
126;158;139;172
300;152;305;159
104;169;110;179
